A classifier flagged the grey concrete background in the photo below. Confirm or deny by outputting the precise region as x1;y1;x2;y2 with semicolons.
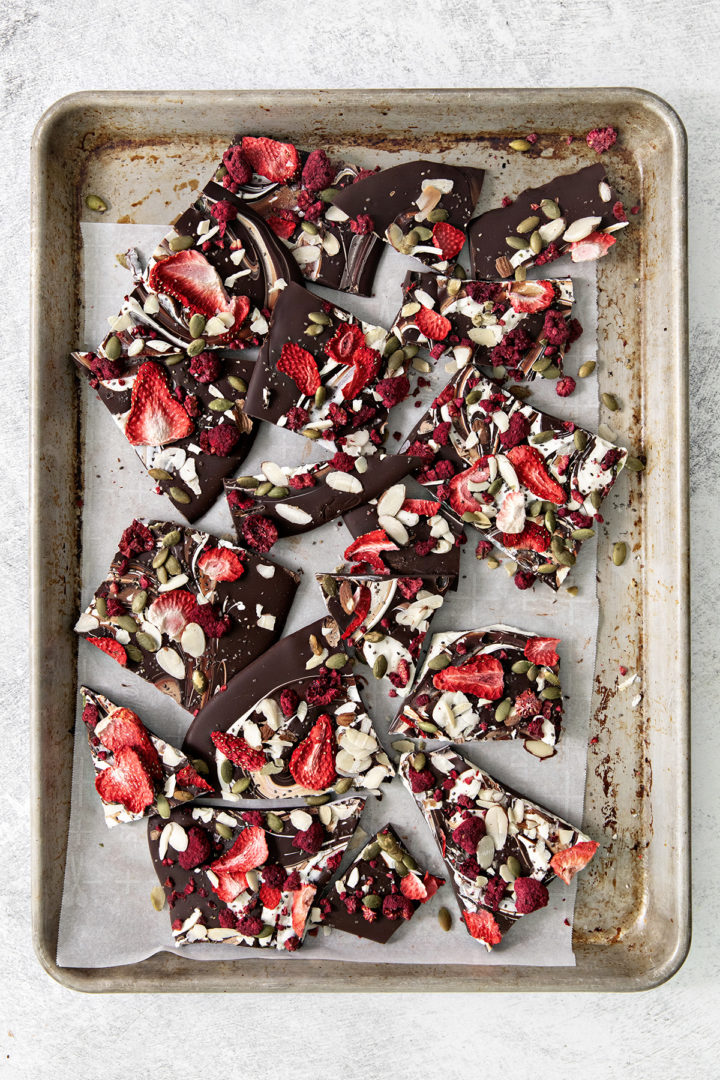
2;0;717;1075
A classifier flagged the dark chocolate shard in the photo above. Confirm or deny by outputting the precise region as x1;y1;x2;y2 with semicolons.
147;799;365;949
74;520;299;712
468;163;628;279
182;616;393;798
390;626;563;756
325;823;445;944
399;746;598;950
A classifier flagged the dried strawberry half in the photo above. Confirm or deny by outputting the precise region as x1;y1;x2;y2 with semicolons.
148;249;249;327
146;590;198;641
325;322;366;365
550;840;599;884
175;763;214;793
211;825;269;876
95;746;155;814
198;546;245;582
501;521;551;553
240;136;299;183
343;529;398;575
124;361;194;447
524;636;560;667
88;636;127;667
98;707;161;779
506;445;567;504
432;221;465;260
432;653;504;700
401;498;441;516
341;345;380;401
447;460;490;517
463;908;502;946
291;883;317;937
507;280;556;314
399;873;427;902
211;730;266;772
415;305;451;342
340;583;372;639
212;870;249;904
570;231;616;263
289;714;336;791
277;343;321;396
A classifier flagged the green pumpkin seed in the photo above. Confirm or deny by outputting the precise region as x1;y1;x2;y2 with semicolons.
254;481;272;497
541;686;562;700
406;228;421;248
529;499;544;517
320;574;337;597
452;264;466;280
307;310;332;326
191;758;209;775
219;759;233;785
192;669;208;692
305;794;331;806
601;392;619;411
572;527;595;540
266;812;284;834
465;389;482;405
540;198;561;219
150;885;166;911
186;337;206;358
411;751;426;771
438;906;452;932
231;777;251;795
531;428;554;443
542;668;561;686
208;398;235;412
188;314;206;338
415;720;440;734
590;489;602;510
104;335;122;360
566;585;579;596
364;630;385;643
164;353;185;366
545;509;556;534
495;698;513;723
85;193;107;213
509;384;532;400
530;230;543;254
165;555;182;576
506;235;527;251
153;547;169;568
512;659;531;674
125;644;143;663
301;427;321;440
625;456;645;472
613;541;627;566
428;652;451;671
377;832;397;852
509;139;532;151
136;631;159;653
301;220;319;235
162;529;181;548
156;565;169;584
326;653;348;670
112;615;138;634
169;234;194;251
268;486;289;499
334;777;353;795
94;596;107;619
257;923;274;939
216;821;234;840
532;354;553;373
403;344;419;359
383;335;401;358
427;207;449;223
402;853;418;871
574;429;588;452
487;477;503;497
319;186;339;202
412;227;431;243
363;841;380;860
156;794;171;819
148;468;173;481
527;664;538;681
170;486;191;505
233;475;259;489
304;324;324;337
314;386;326;409
537;563;557;574
373;655;388;679
514;265;527;282
363;893;381;910
517;215;540;235
578;360;596;379
387;349;406;373
228;375;248;393
541;364;560;380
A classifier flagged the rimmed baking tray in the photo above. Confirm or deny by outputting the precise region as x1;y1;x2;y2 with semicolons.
30;88;689;992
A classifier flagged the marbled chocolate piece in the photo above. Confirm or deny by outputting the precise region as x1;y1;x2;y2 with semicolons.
74;520;299;712
399;746;598;950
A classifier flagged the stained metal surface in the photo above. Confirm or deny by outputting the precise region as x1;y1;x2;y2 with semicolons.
30;88;689;992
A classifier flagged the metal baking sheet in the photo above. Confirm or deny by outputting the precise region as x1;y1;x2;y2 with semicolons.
30;88;689;992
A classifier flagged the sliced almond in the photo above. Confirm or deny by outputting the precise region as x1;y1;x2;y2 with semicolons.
156;647;186;679
261;461;288;488
290;809;313;831
180;622;206;659
378;514;409;546
485;805;508;849
525;739;555;759
476;834;496;870
377;484;406;518
275;503;313;526
563;216;602;243
538;217;566;244
325;471;362;494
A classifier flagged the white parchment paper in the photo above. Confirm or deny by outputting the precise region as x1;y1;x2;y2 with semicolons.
57;222;603;968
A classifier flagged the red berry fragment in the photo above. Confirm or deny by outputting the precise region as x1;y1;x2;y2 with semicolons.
289;714;336;791
432;221;465;260
241;136;299;183
570;231;616;263
240;514;278;553
99;707;161;779
399;873;427;901
464;908;502;946
178;826;213;870
211;825;269;876
556;376;576;398
277;343;321;396
291;883;317;936
550;840;599;884
302;149;335;192
513;876;549;914
586;127;617;153
415;305;452;342
88;636;128;667
124;361;194;447
198;546;245;582
211;730;266;772
146;590;198;641
343;529;398;575
176;764;214;793
501;521;551;553
433;654;504;700
95;746;154;814
507;280;555;313
223;145;253;185
506;444;567;504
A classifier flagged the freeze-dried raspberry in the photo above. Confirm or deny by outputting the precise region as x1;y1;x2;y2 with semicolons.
283;934;301;952
118;519;155;558
302;200;324;223
612;201;627;222
302;149;336;192
569;512;593;528
452;816;485;854
527;717;544;739
465;281;502;304
432;421;452;446
262;864;288;889
435;459;456;480
209;199;238;237
475;540;493;560
285;405;309;432
200;424;241;457
535;242;562;266
543;309;571;345
191;602;231;639
305;669;342;707
105;596;125;617
514;570;535;591
178;826;212;870
223;145;253;185
375;375;409;408
397;577;422;599
429;343;445;360
514;688;541;718
217;908;236;928
483;875;507;910
586;127;617;153
329;451;355;472
414;538;435;557
513;876;549;914
388;658;411;689
288;471;314;490
237;915;264;936
499;412;530;449
183;394;200;418
382;894;414;921
292;821;325;855
525;132;538;144
91;353;125;380
342;893;360;915
227;491;254;511
350;214;374;235
82;702;99;728
556;376;576;398
501;195;513;208
491;325;534;368
188;353;221;383
241;514;278;553
407;766;435;793
601;448;624;471
457;856;483;879
280;688;299;717
566;318;583;345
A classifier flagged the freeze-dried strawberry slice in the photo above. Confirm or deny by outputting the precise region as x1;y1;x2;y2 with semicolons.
432;654;504;700
148;249;250;328
291;883;317;937
146;590;198;641
289;714;336;791
343;529;398;575
501;521;551;553
400;873;427;901
95;746;154;814
198;546;245;582
432;221;465;260
98;707;161;779
267;213;297;240
570;231;616;263
241;136;299;183
507;280;556;313
340;346;381;401
124;361;194;447
341;584;372;639
175;763;214;792
423;873;444;901
325;323;366;365
212;871;248;904
447;460;491;516
88;637;127;667
211;825;269;876
277;343;321;396
524;636;560;667
550;840;598;884
464;909;503;946
415;305;452;342
211;730;266;772
506;445;567;504
401;498;441;517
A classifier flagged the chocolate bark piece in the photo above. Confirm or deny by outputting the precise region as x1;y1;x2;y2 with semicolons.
225;452;419;548
403;370;628;589
390;271;576;382
147;799;364;950
316;573;451;695
468;163;628;279
399;746;598;950
215;139;384;295
182;617;394;798
326;823;445;943
333;159;485;273
72;302;255;522
244;282;401;453
80;687;214;827
74;519;299;712
390;626;563;757
342;479;463;579
134;197;303;348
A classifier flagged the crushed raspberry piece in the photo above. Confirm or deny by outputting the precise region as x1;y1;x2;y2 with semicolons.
188;353;221;383
209;199;238;237
91;353;125;380
237;915;263;936
601;447;624;471
350;214;374;235
501;195;513;208
277;343;320;396
223;145;252;185
525;132;538;144
514;570;535;591
302;149;335;192
513;876;549;914
612;201;627;222
191;601;231;639
105;596;125;617
586;127;617;153
432;420;452;446
397;577;422;599
457;856;483;879
475;540;493;560
200;423;241;457
283;934;301;951
452;816;485;854
292;821;325;855
535;241;562;266
176;763;214;792
302;200;324;223
280;688;299;717
241;811;264;828
432;221;465;260
490;325;534;369
227;491;254;512
499;412;530;449
382;894;414;921
388;658;411;689
216;908;236;929
631;205;640;215
465;281;502;304
407;766;435;793
118;519;155;558
89;636;128;666
285;405;309;432
329;450;355;472
514;688;541;718
262;864;287;889
178;826;212;870
267;210;298;239
284;870;302;892
483;875;507;911
527;717;544;739
305;669;342;707
240;514;278;553
375;375;410;408
556;376;576;397
542;308;571;346
82;702;99;729
286;471;314;494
